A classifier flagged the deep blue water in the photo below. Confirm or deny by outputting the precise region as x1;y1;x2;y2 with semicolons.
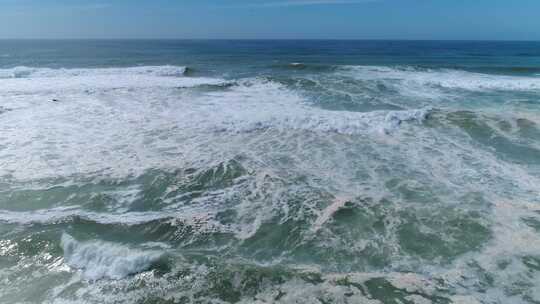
2;40;540;75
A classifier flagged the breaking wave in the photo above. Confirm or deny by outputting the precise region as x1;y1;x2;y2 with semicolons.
0;65;223;93
339;65;540;92
61;233;164;280
0;65;189;79
0;73;431;180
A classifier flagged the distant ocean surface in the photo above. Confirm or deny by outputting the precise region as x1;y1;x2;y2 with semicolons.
1;40;540;304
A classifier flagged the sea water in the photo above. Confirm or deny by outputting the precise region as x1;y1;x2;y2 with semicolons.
0;40;540;303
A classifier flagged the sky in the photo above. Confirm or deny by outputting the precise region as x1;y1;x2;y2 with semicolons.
0;0;539;40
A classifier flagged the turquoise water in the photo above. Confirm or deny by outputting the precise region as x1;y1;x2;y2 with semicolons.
0;40;540;303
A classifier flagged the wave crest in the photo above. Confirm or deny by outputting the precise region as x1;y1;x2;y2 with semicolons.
61;233;163;280
0;65;189;79
340;65;540;92
0;65;223;92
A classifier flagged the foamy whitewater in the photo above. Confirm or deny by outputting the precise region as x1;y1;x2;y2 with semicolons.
60;233;163;280
1;40;540;304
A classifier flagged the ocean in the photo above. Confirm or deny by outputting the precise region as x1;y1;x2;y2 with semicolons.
0;39;540;304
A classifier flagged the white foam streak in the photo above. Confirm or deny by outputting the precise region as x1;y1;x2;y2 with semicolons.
0;75;222;93
0;65;225;93
342;66;540;92
0;207;201;226
311;196;350;232
0;65;188;79
61;233;163;280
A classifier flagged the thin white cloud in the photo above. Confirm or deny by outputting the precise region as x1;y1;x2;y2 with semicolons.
1;2;111;15
253;0;377;7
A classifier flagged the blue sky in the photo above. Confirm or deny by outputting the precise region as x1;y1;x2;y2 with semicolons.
0;0;539;40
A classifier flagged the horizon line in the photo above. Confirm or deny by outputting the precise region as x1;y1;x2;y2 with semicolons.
1;38;539;42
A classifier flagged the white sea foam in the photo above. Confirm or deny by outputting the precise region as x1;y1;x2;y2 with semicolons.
0;74;223;93
209;107;429;135
0;65;188;79
0;207;170;225
340;65;540;92
0;206;226;229
0;65;221;94
0;206;232;238
289;62;305;68
61;233;163;280
0;73;429;180
311;196;351;233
